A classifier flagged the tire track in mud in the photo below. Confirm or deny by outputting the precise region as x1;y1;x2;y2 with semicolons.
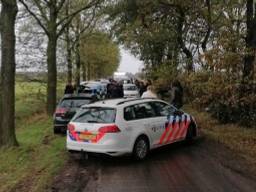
50;154;99;192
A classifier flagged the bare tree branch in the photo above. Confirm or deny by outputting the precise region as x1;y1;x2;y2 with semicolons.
33;0;49;22
56;0;101;27
19;0;49;36
57;16;73;37
70;9;98;50
201;0;212;52
56;0;66;13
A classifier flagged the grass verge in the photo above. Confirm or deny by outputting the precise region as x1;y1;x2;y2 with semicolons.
0;113;67;192
0;81;67;192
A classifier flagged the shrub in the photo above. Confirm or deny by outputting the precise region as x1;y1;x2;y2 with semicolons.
180;72;256;127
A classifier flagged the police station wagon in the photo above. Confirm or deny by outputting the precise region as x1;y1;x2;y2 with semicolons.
66;98;198;160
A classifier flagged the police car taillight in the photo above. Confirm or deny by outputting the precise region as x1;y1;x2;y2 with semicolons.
99;125;120;133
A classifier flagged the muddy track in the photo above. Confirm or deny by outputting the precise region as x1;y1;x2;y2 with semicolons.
50;139;256;192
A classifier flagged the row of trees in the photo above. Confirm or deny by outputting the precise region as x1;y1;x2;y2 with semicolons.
80;31;120;80
107;0;255;126
0;0;119;147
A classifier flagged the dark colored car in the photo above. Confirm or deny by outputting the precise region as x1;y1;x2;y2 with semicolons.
53;95;95;134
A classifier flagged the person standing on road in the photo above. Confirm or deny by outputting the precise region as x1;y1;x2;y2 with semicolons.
139;81;147;96
141;86;157;98
64;83;74;94
107;79;123;98
170;80;183;109
107;79;115;98
117;83;124;98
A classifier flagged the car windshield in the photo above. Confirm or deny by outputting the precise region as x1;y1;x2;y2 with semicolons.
124;85;137;91
60;98;91;108
73;107;116;123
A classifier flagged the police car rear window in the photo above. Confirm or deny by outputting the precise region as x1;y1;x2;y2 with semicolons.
73;107;116;123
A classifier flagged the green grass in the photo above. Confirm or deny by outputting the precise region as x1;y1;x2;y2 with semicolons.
15;82;46;120
15;81;64;120
0;116;67;192
0;81;67;192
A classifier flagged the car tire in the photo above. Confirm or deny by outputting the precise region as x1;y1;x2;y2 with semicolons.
185;125;195;144
133;136;149;160
54;127;61;134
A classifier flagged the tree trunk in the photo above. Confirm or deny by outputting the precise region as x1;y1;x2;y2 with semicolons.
88;62;91;80
202;0;212;53
46;3;58;116
0;0;18;147
82;62;86;81
182;48;193;72
65;0;72;84
243;0;256;81
75;43;81;88
66;28;72;84
177;7;194;72
46;35;57;115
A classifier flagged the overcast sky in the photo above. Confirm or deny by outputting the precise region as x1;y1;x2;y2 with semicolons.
118;47;143;74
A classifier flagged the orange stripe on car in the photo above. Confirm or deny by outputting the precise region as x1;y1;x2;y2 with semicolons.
165;116;180;144
171;115;186;140
180;115;191;138
159;116;174;144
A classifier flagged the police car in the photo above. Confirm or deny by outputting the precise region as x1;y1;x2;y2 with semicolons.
66;98;198;160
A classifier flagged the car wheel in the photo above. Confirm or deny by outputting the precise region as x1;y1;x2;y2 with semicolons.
54;127;61;134
185;125;195;144
133;136;149;160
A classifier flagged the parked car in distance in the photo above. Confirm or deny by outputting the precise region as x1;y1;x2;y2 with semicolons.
123;84;139;98
67;98;198;160
54;95;96;134
79;81;107;99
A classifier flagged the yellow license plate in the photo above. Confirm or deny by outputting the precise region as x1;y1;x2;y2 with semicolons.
79;134;96;140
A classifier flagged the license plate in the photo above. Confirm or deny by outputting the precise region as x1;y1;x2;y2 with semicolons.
79;134;96;140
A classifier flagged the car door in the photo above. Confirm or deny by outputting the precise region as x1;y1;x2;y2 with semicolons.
149;101;174;146
123;104;148;149
133;102;161;146
123;102;159;147
153;102;191;145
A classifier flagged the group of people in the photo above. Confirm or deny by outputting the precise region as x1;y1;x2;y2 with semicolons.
135;79;184;109
64;79;125;99
106;79;124;98
64;78;184;109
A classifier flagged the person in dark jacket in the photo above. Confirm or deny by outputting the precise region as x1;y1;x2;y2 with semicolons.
170;80;183;109
64;83;74;94
117;83;124;98
107;79;115;98
139;81;147;96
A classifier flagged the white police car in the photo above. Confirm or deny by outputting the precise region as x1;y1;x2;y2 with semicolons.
66;98;198;160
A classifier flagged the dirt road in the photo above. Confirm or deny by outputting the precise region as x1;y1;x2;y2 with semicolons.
50;139;256;192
